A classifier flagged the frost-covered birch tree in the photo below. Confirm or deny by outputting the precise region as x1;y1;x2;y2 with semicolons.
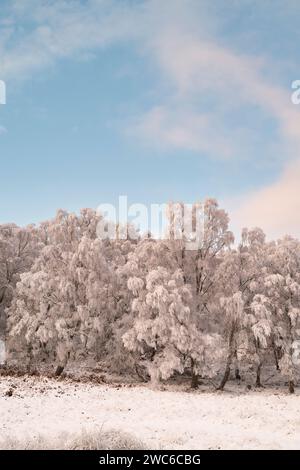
216;228;269;389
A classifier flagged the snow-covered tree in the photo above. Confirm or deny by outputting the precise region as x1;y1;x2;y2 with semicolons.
8;210;112;372
7;209;140;375
165;199;234;385
4;202;300;394
0;224;40;345
257;237;300;393
123;267;192;383
167;199;233;310
216;227;269;389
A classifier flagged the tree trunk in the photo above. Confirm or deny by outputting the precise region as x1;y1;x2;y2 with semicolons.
218;363;231;391
272;340;280;370
254;339;263;387
234;348;241;380
217;326;235;391
191;372;199;389
55;365;65;377
288;380;295;394
274;348;280;370
235;368;241;380
190;358;199;388
255;363;262;387
286;313;295;394
135;363;150;383
55;354;68;377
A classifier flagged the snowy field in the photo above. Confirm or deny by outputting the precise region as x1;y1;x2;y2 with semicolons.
0;376;300;450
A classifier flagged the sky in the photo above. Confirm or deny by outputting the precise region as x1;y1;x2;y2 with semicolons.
0;0;300;239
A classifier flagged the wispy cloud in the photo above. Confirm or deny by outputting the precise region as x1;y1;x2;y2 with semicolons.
128;105;235;158
0;0;143;80
1;0;300;237
132;31;300;156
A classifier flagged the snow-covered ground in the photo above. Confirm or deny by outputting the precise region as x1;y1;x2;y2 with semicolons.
0;376;300;449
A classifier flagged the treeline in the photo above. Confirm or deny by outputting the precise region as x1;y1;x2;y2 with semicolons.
1;200;300;393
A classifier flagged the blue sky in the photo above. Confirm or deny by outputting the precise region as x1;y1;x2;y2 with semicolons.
0;0;300;238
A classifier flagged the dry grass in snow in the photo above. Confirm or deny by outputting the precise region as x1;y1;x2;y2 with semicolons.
0;429;143;450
